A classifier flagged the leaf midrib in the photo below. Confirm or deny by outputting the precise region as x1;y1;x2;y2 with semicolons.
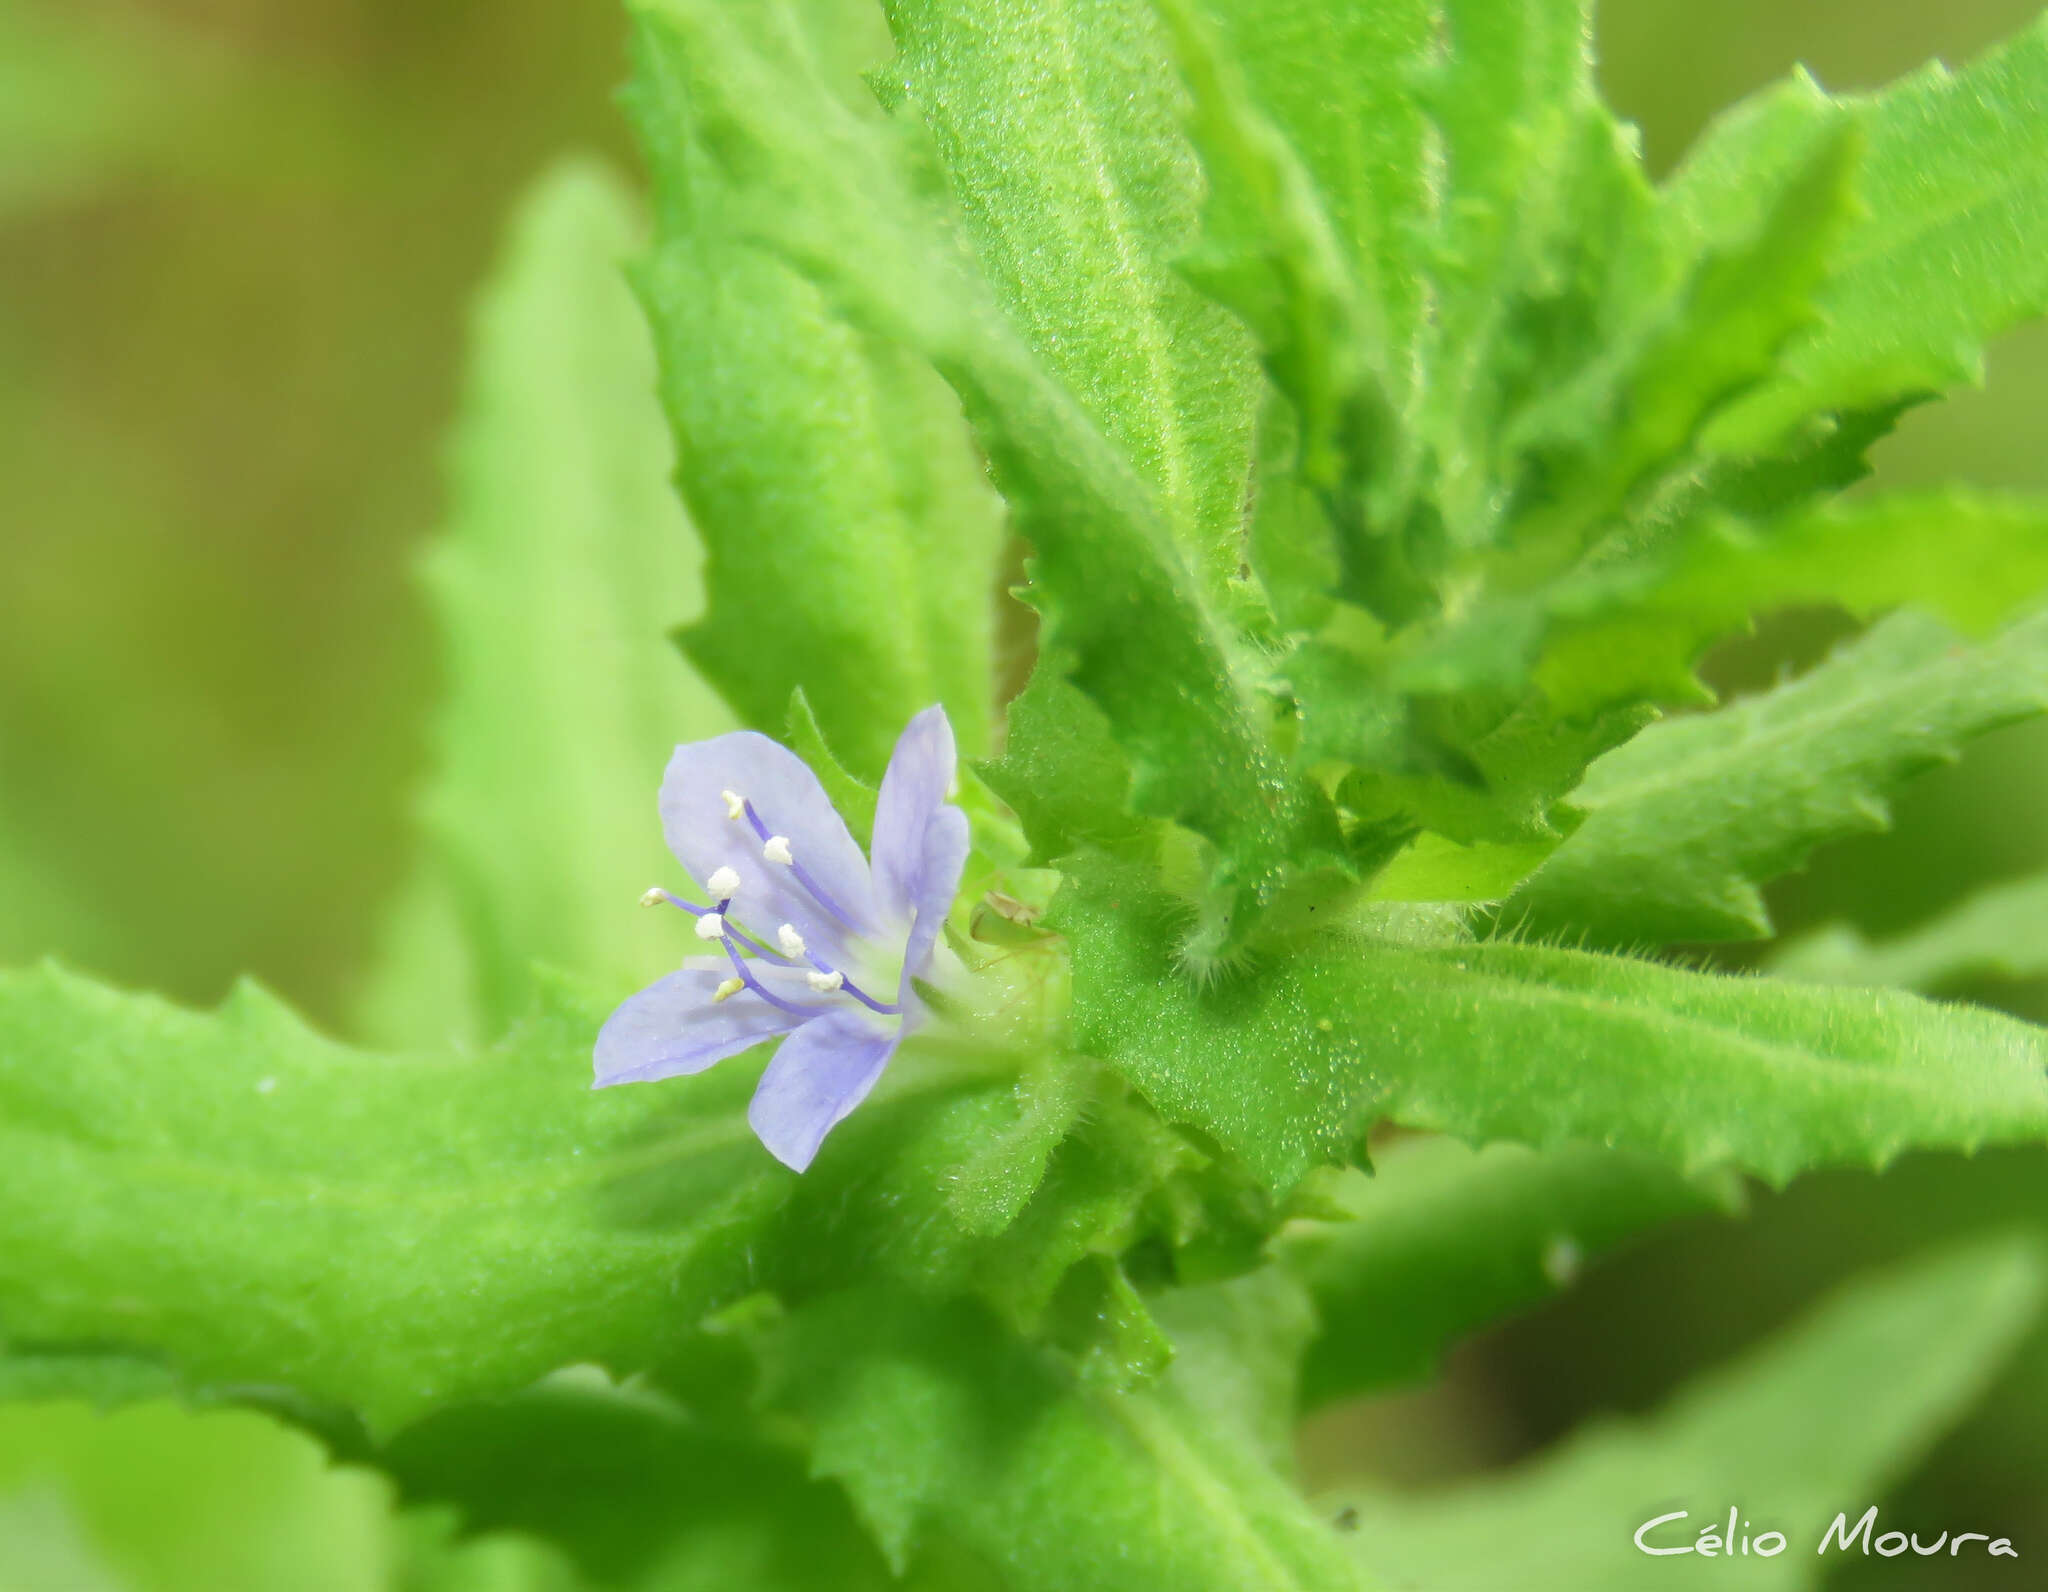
1039;0;1196;537
1372;949;2048;1116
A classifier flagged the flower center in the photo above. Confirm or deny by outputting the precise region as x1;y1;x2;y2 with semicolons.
640;787;902;1020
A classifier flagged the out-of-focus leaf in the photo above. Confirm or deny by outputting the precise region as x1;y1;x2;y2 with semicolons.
1058;863;2048;1193
383;1372;943;1592
1147;1265;1320;1476
0;1353;181;1410
1511;608;2048;947
1288;1140;1738;1409
1332;1237;2044;1591
1685;19;2048;453
1364;834;1561;905
1773;868;2048;992
0;1399;582;1592
357;162;732;1049
765;1284;1375;1591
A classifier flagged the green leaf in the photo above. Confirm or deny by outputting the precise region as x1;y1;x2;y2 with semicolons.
356;162;733;1050
1501;119;1860;566
1773;867;2048;992
1331;1236;2044;1591
881;0;1262;596
1057;861;2048;1192
0;961;1232;1435
1152;0;1395;555
1365;834;1562;905
0;1352;182;1410
1147;1265;1320;1476
765;1283;1375;1591
0;964;775;1434
0;1401;389;1592
1348;114;1864;711
1538;490;2048;716
1287;1140;1738;1409
977;664;1151;866
0;1399;581;1592
628;2;1004;779
629;0;1339;944
1511;607;2048;946
1189;0;1434;407
382;1372;932;1592
763;1058;1233;1353
1699;18;2048;452
1416;0;1657;547
784;686;879;849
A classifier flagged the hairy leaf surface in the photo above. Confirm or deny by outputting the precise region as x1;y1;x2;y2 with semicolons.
0;963;1223;1433
1539;490;2048;715
882;0;1261;594
767;1284;1375;1592
1512;607;2048;946
383;1373;952;1592
630;0;1338;942
628;4;1002;779
1695;19;2048;451
1060;865;2048;1191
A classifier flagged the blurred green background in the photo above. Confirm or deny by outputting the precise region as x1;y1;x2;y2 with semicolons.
4;0;2046;1584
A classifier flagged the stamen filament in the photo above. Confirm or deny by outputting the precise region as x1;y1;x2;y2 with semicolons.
721;937;810;1015
803;951;900;1016
742;799;859;928
644;887;794;964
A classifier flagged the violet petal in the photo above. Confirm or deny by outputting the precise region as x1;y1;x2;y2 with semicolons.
870;704;956;927
898;804;970;1005
593;966;815;1087
745;1008;900;1172
660;730;878;953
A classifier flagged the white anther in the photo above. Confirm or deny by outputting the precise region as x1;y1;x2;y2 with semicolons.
806;969;845;993
777;923;807;958
694;912;728;941
640;886;668;908
721;788;745;821
706;865;742;898
712;976;745;1003
763;834;794;866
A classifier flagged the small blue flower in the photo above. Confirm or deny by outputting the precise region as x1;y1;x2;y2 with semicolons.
594;705;969;1171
